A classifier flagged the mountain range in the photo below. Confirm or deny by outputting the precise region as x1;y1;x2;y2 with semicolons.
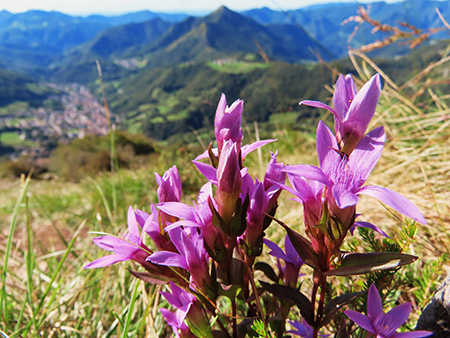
1;0;449;72
0;0;449;152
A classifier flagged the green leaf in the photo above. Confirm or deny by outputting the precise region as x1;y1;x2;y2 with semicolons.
319;291;364;327
259;281;314;326
324;252;418;276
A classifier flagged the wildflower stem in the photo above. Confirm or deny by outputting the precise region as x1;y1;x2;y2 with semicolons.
232;298;237;338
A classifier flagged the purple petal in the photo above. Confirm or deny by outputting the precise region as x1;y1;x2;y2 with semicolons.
134;209;150;228
84;254;127;269
113;242;139;258
332;185;359;209
93;236;122;251
393;331;433;338
348;126;385;182
344;310;375;333
214;93;227;130
192;161;217;184
316;121;340;174
282;165;331;187
300;100;338;118
382;303;411;334
161;290;184;309
194;147;219;161
358;186;427;224
264;239;289;262
158;202;195;220
241;139;277;158
127;206;140;239
198;182;213;204
268;179;305;202
165;220;202;231
344;74;381;137
285;235;304;268
351;221;391;238
332;74;356;120
147;251;188;269
367;283;384;320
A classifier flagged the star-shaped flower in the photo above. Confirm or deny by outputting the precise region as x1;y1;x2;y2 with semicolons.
345;284;432;338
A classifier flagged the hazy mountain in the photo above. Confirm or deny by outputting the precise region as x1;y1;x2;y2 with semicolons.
0;9;186;70
63;18;173;62
242;0;450;58
132;6;330;68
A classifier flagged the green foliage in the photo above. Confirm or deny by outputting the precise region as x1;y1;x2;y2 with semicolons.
110;61;333;141
251;319;273;338
207;61;270;74
49;131;157;181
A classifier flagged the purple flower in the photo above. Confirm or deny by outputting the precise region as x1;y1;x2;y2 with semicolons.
288;319;328;338
264;235;304;286
161;282;212;338
147;227;211;292
264;151;286;193
268;174;324;252
158;183;224;256
194;139;276;162
214;93;244;153
155;165;182;203
283;121;426;229
161;282;196;326
345;284;432;338
301;73;381;155
84;206;151;269
243;179;268;255
217;140;242;225
160;308;194;338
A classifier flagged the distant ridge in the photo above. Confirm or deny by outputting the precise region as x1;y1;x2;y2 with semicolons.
135;6;330;68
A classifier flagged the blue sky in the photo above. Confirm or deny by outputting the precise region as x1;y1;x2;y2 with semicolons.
1;0;400;16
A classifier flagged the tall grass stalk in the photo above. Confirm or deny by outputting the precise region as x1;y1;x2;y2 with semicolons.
1;174;31;329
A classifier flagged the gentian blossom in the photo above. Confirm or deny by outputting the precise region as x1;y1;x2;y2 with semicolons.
264;235;304;286
155;165;182;203
157;183;225;260
282;121;426;248
345;284;432;338
147;227;211;293
161;282;212;338
242;178;268;257
84;206;152;268
214;93;244;153
216;140;242;225
301;73;381;155
288;319;328;338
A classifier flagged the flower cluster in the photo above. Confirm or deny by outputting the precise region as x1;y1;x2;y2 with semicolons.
85;76;431;338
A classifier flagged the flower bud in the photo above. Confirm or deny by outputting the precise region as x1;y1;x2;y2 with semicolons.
214;93;244;153
217;140;242;225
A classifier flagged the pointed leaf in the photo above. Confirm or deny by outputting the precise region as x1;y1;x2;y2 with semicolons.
260;281;314;326
320;291;364;327
267;214;320;271
324;252;418;276
208;196;226;233
208;142;218;169
128;270;169;285
254;262;279;283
